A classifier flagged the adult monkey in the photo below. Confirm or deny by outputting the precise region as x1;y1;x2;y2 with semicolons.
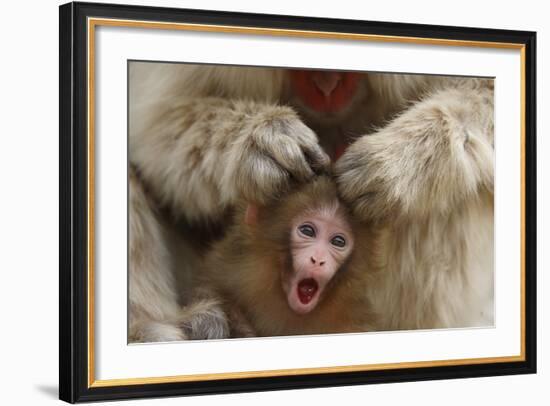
129;63;494;341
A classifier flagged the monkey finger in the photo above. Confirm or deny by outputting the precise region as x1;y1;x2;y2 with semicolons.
334;157;369;201
267;137;315;182
334;144;370;182
288;125;330;170
236;151;291;203
302;144;331;174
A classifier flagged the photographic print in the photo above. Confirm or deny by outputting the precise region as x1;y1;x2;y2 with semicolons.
128;63;495;342
59;2;535;402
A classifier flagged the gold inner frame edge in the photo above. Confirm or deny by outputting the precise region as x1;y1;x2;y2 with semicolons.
86;17;527;388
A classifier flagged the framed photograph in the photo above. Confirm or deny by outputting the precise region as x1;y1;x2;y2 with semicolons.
59;1;537;403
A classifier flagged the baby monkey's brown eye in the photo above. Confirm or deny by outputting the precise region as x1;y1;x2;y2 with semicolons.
331;235;346;248
298;224;315;238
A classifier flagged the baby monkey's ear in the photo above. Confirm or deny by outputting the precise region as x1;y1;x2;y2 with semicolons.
244;204;260;226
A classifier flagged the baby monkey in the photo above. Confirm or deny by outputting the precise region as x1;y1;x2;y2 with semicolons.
202;176;377;337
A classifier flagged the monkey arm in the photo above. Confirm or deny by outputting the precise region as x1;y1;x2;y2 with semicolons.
129;169;189;342
335;81;494;222
130;97;330;223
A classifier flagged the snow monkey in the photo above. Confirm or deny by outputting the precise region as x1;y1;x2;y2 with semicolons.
129;62;494;342
202;176;377;337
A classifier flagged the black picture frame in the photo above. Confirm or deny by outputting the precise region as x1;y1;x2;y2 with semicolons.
59;1;537;403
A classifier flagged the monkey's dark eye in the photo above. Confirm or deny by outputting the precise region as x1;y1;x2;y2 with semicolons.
331;235;346;248
298;224;316;238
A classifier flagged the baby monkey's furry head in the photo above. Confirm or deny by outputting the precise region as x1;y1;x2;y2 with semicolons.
245;176;356;315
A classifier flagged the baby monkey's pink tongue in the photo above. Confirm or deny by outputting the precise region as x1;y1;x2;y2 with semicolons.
297;278;319;304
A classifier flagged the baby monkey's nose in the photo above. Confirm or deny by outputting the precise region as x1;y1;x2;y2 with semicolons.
310;256;326;266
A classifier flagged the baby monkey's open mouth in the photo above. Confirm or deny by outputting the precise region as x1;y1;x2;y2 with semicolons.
297;278;319;304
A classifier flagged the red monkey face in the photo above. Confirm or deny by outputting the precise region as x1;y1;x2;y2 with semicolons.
285;204;354;315
289;69;362;114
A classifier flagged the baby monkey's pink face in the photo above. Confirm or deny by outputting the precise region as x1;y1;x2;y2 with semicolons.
285;204;354;315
